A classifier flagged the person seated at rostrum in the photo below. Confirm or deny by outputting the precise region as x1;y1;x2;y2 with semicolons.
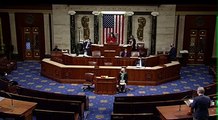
121;48;131;57
134;57;146;67
117;67;128;93
52;45;61;51
83;38;92;56
106;32;117;44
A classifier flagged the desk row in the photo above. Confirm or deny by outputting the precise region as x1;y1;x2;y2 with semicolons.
41;59;181;86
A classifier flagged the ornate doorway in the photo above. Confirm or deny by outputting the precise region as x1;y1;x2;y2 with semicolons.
188;29;207;64
23;27;40;60
15;13;45;60
183;15;216;64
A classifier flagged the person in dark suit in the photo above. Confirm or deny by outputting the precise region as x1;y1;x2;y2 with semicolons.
189;87;211;120
83;38;92;56
117;67;128;93
134;57;146;67
121;48;130;57
127;35;136;51
53;45;61;51
168;43;177;61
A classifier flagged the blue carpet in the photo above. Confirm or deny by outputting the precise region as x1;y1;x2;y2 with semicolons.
6;61;214;120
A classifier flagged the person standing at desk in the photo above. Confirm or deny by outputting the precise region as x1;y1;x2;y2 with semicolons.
189;87;211;120
106;32;117;44
117;67;128;93
134;57;145;67
83;38;92;56
127;35;136;51
53;45;61;51
169;43;177;61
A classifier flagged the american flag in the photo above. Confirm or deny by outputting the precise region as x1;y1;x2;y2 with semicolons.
103;14;124;44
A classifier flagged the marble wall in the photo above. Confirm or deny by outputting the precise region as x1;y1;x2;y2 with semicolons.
52;4;176;54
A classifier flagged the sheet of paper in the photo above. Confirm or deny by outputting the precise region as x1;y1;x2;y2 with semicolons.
0;97;5;101
184;99;193;106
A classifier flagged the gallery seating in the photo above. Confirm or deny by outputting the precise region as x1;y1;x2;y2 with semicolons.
114;90;194;102
34;109;79;120
112;90;196;119
204;83;216;95
0;78;9;91
16;86;89;110
82;72;95;91
0;91;84;119
113;99;185;114
0;56;17;73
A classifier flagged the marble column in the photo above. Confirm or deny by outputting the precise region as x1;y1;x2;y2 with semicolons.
69;11;76;54
150;12;159;55
93;11;100;44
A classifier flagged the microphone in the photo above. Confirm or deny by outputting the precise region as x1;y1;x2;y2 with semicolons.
0;90;14;108
179;95;189;111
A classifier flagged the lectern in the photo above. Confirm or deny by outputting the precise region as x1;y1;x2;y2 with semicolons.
94;76;117;95
103;44;120;57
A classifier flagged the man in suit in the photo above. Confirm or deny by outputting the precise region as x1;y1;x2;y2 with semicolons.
127;35;136;51
53;45;61;51
168;43;177;61
134;57;145;67
121;48;130;57
189;87;211;120
117;67;128;93
83;38;92;56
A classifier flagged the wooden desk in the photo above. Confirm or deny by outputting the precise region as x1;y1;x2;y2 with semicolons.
94;76;117;95
91;44;132;57
0;98;37;120
41;59;180;85
156;104;217;120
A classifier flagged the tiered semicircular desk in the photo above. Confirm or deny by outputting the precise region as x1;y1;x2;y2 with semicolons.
41;52;181;94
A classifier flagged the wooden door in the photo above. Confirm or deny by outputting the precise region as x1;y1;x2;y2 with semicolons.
188;29;207;64
23;27;40;60
183;15;216;65
15;13;45;60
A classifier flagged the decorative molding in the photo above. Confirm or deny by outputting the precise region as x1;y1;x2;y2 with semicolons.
67;5;157;12
125;12;134;16
134;12;151;15
68;11;76;15
75;11;93;14
92;11;101;15
151;11;159;16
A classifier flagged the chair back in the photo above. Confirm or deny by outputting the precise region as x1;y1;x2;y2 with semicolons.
92;50;101;57
157;51;164;55
137;43;144;50
131;51;139;57
84;73;94;83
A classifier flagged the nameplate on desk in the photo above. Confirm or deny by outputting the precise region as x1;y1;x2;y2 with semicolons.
97;76;115;79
